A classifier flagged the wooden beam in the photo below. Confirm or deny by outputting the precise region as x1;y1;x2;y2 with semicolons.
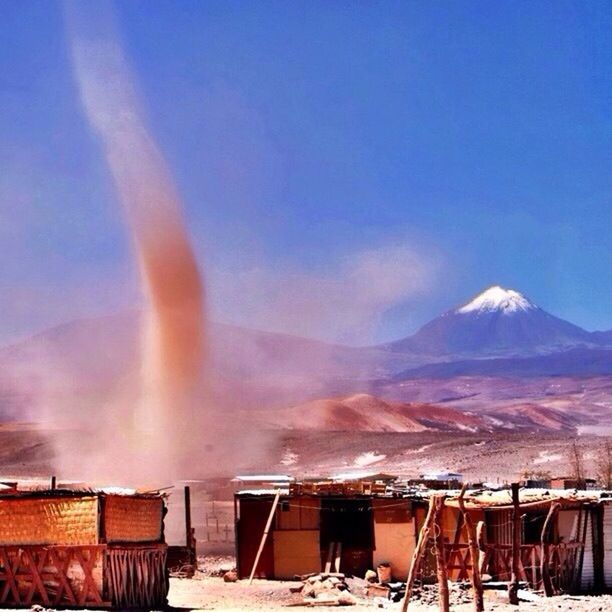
476;520;487;577
458;485;484;612
184;486;192;548
508;483;520;605
334;542;342;573
540;501;560;596
433;496;450;612
248;490;281;585
324;542;334;573
401;496;436;612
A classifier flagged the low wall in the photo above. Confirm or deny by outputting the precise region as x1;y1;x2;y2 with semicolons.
0;543;168;608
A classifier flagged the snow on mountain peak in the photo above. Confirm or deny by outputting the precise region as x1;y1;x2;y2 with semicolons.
456;286;536;315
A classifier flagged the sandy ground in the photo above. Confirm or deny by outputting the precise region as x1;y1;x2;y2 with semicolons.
162;556;612;611
167;574;612;611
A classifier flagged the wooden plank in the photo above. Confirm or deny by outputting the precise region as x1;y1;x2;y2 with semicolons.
458;485;484;612
248;490;281;585
334;542;342;573
74;547;103;605
401;496;436;612
23;548;50;606
48;548;78;605
0;547;20;604
508;483;520;605
433;497;450;612
324;542;334;573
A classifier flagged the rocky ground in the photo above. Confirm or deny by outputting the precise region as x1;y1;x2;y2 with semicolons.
164;557;612;610
272;430;605;484
3;422;604;485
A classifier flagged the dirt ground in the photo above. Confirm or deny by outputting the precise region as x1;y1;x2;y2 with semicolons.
167;574;612;611
164;556;612;611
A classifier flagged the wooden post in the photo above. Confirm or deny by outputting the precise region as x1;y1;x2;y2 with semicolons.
458;485;484;612
184;486;192;547
401;495;436;612
433;496;450;612
248;489;281;585
540;501;560;597
508;483;521;605
476;520;487;577
50;475;56;490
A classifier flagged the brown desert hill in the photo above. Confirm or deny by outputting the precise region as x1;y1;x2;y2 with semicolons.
251;393;487;433
498;403;582;431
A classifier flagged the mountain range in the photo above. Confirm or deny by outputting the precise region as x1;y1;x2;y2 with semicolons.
0;285;610;427
386;286;607;357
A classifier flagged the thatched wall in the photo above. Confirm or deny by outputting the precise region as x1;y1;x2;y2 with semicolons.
0;496;98;545
103;495;164;543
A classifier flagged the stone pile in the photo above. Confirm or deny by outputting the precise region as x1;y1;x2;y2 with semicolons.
291;572;357;606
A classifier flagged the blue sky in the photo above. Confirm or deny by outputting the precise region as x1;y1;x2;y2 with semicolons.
1;0;611;345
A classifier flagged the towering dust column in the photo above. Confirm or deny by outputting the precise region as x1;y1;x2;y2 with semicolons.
67;6;204;478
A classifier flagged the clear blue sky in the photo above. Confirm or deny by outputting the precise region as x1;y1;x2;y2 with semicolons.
1;0;611;345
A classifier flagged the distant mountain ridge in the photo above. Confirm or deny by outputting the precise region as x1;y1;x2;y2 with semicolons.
393;347;612;380
386;286;606;357
0;285;610;422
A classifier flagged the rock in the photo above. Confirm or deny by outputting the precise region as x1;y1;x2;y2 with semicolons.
366;584;390;599
337;592;358;606
313;592;340;605
222;570;238;582
365;569;378;583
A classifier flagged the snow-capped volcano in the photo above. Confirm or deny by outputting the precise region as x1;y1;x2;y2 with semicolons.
387;285;595;357
456;286;536;315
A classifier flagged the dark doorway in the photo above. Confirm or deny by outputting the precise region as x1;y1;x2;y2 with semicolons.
236;497;276;579
523;513;547;544
320;498;373;576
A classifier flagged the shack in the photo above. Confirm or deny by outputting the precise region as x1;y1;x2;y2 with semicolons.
235;477;608;595
0;485;168;608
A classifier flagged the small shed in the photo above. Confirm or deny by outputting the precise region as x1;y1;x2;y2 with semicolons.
602;497;612;590
0;487;168;608
235;489;413;580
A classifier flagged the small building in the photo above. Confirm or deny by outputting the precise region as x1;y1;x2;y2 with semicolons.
232;474;295;491
235;481;412;580
550;477;598;490
0;485;169;608
407;471;463;490
235;477;608;594
599;497;612;590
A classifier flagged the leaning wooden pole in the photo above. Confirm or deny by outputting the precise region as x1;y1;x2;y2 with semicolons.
508;483;521;605
248;489;281;585
401;495;436;612
476;520;487;577
433;496;450;612
540;501;560;597
458;485;484;612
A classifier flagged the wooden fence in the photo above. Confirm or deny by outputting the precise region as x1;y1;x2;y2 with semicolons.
444;541;584;592
0;543;167;608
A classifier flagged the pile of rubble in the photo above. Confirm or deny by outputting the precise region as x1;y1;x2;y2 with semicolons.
291;572;358;606
363;566;405;603
409;581;474;607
